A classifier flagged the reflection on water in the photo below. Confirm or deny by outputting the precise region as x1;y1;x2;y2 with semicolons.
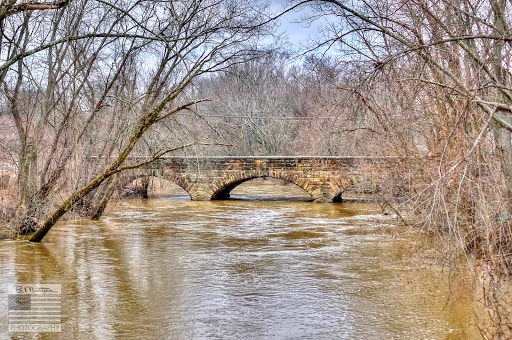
0;180;480;339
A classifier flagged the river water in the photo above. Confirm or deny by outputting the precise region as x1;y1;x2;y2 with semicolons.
0;179;480;339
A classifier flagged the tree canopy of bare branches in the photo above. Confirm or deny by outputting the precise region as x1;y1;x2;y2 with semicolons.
0;0;271;241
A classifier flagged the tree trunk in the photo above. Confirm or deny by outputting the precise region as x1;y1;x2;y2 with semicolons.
16;143;40;234
17;143;37;207
90;174;119;220
490;0;512;203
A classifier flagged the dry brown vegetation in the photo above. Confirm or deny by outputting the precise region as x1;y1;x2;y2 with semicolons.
0;0;274;241
1;0;512;336
289;0;512;336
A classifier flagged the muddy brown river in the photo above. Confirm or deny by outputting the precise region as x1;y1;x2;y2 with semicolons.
0;179;480;339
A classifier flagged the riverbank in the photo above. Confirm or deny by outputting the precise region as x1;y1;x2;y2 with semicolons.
387;224;512;339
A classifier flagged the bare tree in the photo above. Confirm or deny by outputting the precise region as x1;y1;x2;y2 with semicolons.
191;52;347;156
0;0;271;241
286;0;512;335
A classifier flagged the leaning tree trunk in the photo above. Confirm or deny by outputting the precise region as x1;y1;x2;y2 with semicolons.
28;97;202;242
72;174;119;220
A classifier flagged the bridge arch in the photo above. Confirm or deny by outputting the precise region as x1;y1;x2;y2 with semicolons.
120;174;192;199
209;172;320;201
212;177;312;200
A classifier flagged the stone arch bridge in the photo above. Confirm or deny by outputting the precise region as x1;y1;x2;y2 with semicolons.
122;156;378;203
